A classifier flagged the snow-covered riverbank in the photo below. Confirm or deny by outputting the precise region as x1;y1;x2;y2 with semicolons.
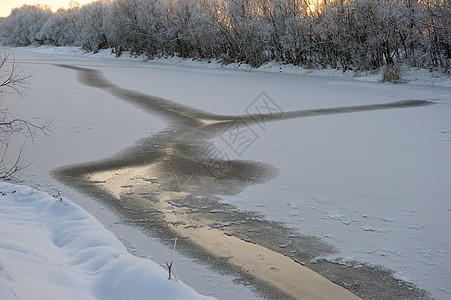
0;182;214;300
16;45;451;88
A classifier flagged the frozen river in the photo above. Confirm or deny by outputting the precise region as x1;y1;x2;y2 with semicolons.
5;47;451;299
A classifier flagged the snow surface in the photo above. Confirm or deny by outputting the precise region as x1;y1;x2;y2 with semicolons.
0;182;214;300
3;46;451;299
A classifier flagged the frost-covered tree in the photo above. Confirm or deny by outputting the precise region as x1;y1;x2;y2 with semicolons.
104;0;148;56
79;1;108;52
37;6;81;46
0;5;52;46
0;0;449;71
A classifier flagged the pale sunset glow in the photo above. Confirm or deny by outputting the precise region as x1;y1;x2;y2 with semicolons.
308;3;316;12
308;0;319;13
0;0;93;17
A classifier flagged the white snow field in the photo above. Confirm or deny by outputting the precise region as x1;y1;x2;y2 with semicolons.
0;182;214;300
3;46;451;299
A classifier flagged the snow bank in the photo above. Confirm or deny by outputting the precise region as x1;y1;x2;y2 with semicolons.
17;45;451;88
0;182;214;300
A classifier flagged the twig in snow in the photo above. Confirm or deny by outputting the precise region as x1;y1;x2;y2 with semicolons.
166;237;178;280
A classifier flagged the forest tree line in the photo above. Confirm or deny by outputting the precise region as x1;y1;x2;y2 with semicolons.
0;0;449;71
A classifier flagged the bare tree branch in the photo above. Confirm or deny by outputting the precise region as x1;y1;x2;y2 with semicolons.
0;144;35;179
0;52;50;178
0;118;51;140
0;52;33;98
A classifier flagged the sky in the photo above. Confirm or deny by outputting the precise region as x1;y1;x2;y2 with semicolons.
0;1;93;17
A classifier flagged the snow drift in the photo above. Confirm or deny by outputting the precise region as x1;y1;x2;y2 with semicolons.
0;182;214;300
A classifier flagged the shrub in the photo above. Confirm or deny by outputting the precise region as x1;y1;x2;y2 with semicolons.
382;64;406;84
